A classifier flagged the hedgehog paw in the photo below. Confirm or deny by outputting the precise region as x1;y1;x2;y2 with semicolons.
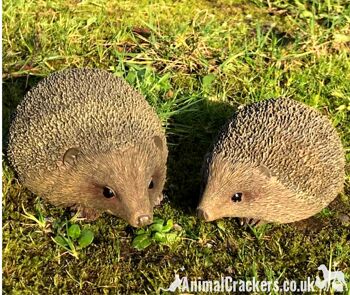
72;206;101;221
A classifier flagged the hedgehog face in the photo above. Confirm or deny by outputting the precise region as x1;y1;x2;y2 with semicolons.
45;145;167;227
197;157;279;223
83;147;166;227
88;162;154;228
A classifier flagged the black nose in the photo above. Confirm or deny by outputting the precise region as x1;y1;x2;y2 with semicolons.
137;215;152;227
197;208;209;221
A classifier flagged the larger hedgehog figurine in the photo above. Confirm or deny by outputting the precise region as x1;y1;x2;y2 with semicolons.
8;68;168;227
197;98;345;224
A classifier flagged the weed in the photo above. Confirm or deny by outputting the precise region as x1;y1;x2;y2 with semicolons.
132;217;181;250
52;221;94;259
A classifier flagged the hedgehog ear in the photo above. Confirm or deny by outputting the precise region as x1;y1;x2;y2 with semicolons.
258;164;272;178
63;147;82;167
153;136;164;151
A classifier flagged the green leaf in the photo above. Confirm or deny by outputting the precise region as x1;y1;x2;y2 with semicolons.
202;74;215;89
126;71;137;84
294;0;306;10
78;229;94;248
53;235;68;248
152;217;164;224
300;10;313;18
135;228;146;235
164;232;179;244
86;16;97;27
68;224;81;240
153;232;166;243
161;219;173;233
216;220;226;232
149;223;163;232
132;234;152;250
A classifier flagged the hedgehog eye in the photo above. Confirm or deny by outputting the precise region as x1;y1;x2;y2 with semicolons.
103;186;115;198
148;179;154;189
231;192;242;203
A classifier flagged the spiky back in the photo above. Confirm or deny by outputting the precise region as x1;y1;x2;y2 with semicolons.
211;98;345;203
8;68;165;180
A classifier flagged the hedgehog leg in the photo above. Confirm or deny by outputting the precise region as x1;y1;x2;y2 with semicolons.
71;205;101;221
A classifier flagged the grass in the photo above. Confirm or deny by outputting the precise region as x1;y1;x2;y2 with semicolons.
2;0;350;294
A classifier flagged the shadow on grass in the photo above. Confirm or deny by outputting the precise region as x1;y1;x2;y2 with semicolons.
165;99;235;213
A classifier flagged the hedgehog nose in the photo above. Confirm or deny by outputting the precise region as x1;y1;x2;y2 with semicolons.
137;215;152;227
197;208;209;221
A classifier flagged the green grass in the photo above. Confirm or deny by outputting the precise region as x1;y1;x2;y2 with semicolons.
2;0;350;294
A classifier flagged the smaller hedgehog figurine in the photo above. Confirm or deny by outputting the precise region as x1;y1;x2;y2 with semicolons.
7;68;168;227
197;98;345;225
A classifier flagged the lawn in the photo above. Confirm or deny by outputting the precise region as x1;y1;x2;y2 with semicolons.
2;0;350;294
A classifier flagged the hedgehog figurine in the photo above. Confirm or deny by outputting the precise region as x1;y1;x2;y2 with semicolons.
7;68;168;227
197;98;345;225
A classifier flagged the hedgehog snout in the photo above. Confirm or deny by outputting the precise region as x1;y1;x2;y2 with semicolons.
196;207;210;221
137;214;153;227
